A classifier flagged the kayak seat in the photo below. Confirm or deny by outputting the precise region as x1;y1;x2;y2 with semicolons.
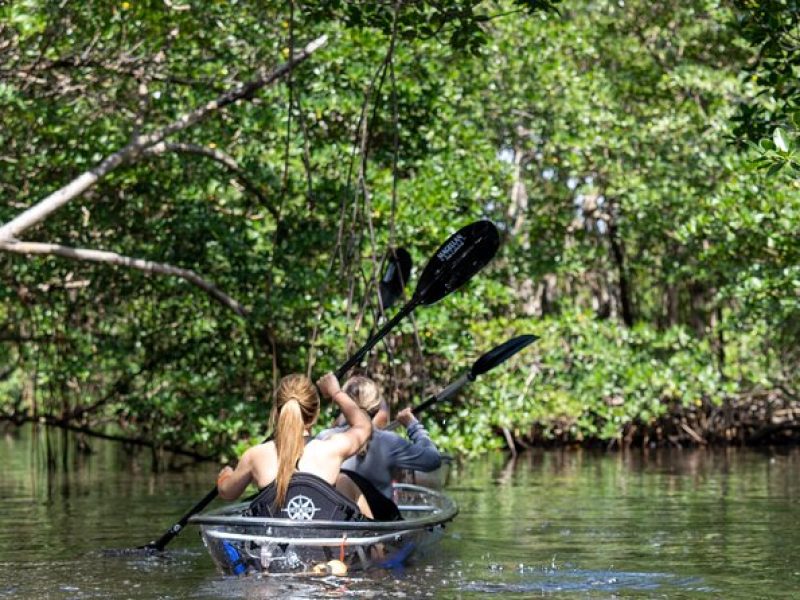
341;469;403;522
247;472;366;521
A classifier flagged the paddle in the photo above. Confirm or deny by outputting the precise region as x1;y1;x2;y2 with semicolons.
373;246;412;356
386;334;538;431
335;220;499;379
140;220;499;551
333;247;412;428
378;247;412;313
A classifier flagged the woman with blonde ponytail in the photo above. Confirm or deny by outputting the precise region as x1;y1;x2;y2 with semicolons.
272;374;320;508
216;372;372;517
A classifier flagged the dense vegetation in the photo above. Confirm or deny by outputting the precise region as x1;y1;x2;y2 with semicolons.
1;0;798;462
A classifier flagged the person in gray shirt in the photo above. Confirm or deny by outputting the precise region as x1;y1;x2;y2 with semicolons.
318;376;442;519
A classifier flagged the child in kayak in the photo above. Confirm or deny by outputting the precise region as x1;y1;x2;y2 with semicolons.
318;376;442;520
215;372;372;517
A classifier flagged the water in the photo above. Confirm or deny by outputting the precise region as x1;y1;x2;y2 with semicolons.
1;425;799;599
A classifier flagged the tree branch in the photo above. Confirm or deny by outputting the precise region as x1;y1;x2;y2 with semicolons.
0;240;250;318
0;414;213;461
0;35;327;242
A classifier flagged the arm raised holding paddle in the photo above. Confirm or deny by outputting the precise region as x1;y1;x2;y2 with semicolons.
315;373;373;464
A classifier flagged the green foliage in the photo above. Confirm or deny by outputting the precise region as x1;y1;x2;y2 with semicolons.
306;0;562;53
428;314;751;454
732;2;800;177
731;0;800;142
0;0;798;458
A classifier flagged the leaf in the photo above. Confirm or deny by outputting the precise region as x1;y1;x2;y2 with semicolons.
773;127;789;152
766;161;785;176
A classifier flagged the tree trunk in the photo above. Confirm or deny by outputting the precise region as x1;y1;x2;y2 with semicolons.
607;221;634;327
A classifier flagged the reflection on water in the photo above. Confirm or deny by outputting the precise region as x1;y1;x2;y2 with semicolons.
1;424;799;598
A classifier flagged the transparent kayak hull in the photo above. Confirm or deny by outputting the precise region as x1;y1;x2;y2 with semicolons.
395;454;453;489
189;483;458;575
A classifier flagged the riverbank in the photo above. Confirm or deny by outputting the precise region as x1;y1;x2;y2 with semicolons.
4;387;799;470
503;390;800;451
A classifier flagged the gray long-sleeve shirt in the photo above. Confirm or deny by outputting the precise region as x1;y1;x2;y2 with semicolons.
317;423;442;499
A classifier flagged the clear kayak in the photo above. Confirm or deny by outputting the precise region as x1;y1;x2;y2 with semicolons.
189;483;458;576
395;453;453;489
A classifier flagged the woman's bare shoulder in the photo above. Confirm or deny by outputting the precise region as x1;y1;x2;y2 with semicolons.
241;440;277;460
306;431;354;458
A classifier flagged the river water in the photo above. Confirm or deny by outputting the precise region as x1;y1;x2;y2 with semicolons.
1;425;798;599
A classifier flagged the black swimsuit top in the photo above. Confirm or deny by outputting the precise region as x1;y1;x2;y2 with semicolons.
247;435;366;522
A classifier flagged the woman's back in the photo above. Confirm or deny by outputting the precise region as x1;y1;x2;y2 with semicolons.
245;423;373;521
245;436;362;490
341;426;441;498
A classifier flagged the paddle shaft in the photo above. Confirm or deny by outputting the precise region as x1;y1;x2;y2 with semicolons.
335;302;415;379
413;372;472;416
384;334;538;432
385;372;472;432
148;486;219;551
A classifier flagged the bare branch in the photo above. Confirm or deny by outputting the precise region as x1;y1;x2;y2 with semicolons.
0;35;327;242
0;240;250;318
163;0;191;11
0;413;213;461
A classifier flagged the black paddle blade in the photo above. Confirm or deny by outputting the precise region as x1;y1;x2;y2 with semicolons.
378;247;412;311
470;334;539;377
413;220;500;306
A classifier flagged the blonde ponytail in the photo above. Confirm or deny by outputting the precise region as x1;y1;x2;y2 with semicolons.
273;374;319;508
274;399;304;508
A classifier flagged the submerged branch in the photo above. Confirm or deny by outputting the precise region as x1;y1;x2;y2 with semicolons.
0;414;213;461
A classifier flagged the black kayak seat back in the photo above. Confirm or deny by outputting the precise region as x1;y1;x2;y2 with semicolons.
341;469;403;522
247;472;365;521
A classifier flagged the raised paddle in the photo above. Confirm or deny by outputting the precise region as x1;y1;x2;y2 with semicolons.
332;247;412;427
335;220;499;379
373;246;412;350
378;247;412;313
385;334;538;431
140;220;500;551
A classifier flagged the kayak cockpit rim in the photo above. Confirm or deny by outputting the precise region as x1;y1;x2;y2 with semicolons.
188;482;458;531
